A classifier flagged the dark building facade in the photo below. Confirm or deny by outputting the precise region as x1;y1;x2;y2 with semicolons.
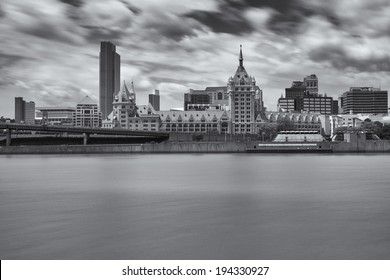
99;41;120;120
15;97;25;123
184;87;230;111
341;87;388;114
14;97;35;123
283;81;307;112
332;100;339;115
149;89;160;111
184;90;211;111
303;95;333;115
279;75;336;115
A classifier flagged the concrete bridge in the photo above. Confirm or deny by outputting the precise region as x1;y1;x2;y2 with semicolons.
0;123;169;146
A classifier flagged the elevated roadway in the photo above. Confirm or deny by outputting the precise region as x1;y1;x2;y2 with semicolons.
0;123;169;146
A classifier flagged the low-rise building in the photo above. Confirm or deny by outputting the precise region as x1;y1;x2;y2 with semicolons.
156;110;230;133
74;96;101;127
36;107;75;125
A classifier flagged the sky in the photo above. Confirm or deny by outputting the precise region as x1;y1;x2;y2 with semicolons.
1;0;390;117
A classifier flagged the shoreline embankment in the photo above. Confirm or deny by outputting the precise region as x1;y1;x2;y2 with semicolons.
1;139;390;154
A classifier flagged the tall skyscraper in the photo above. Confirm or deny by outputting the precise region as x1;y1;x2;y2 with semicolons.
15;97;25;123
99;41;120;120
149;89;160;111
15;97;24;123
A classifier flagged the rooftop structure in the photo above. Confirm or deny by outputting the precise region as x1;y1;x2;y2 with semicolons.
273;131;326;142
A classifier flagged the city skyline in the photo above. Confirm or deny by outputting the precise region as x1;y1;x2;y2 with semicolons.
1;0;390;117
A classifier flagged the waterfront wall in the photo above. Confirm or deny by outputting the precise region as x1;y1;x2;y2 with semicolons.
1;140;390;154
0;142;248;154
332;140;390;152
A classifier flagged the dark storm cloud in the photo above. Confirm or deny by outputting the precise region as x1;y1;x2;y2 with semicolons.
186;0;340;35
118;0;141;15
59;0;84;8
17;21;78;44
0;4;5;18
309;45;390;72
186;2;254;35
186;10;253;35
142;12;200;41
81;25;128;43
0;53;32;69
244;0;341;34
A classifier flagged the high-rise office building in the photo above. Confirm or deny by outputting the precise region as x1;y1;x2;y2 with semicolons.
15;97;35;123
24;101;35;124
99;41;120;120
149;89;160;111
15;97;25;123
341;87;388;114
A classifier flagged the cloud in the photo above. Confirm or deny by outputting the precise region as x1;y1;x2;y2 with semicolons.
1;0;390;116
0;4;5;17
186;0;341;36
4;1;85;45
185;1;254;35
309;45;390;72
0;53;32;69
118;0;141;15
16;81;92;106
59;0;84;8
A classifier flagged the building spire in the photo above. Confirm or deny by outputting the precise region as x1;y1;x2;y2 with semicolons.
239;44;243;67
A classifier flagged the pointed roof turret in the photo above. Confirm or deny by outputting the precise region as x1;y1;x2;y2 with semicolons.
115;80;132;102
78;95;97;105
239;44;243;68
130;80;136;103
229;45;251;85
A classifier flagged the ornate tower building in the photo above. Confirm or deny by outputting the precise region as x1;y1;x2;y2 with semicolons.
112;81;137;128
227;45;262;135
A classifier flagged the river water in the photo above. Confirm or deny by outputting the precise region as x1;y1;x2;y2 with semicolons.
0;154;390;259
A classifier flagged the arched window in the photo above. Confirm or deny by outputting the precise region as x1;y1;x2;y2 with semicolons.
218;92;223;100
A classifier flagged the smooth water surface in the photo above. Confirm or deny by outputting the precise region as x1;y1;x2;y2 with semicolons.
1;154;390;259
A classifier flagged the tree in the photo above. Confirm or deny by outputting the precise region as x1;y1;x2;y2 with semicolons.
276;119;295;131
258;123;278;141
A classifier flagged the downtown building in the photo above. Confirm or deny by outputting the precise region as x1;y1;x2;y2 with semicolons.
102;81;160;131
278;75;336;115
228;45;263;135
184;87;230;111
36;107;75;125
99;41;120;120
340;87;388;114
14;97;35;124
74;96;101;127
149;89;160;111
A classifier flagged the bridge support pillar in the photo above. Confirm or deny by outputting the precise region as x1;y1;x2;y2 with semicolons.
6;129;11;146
83;133;89;145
